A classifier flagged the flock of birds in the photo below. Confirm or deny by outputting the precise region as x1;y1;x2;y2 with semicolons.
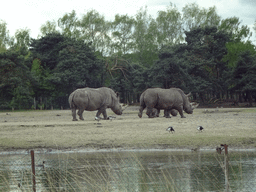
166;125;204;133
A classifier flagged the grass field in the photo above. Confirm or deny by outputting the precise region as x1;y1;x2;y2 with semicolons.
0;106;255;152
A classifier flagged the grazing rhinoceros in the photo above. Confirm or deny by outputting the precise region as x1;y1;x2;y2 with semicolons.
138;88;198;118
69;87;125;121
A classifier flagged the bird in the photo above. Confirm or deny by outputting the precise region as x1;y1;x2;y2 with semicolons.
36;161;46;169
216;146;224;154
95;116;102;122
191;147;200;152
197;126;204;132
166;126;175;133
107;116;116;121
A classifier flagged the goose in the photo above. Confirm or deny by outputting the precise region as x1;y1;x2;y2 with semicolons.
166;126;175;133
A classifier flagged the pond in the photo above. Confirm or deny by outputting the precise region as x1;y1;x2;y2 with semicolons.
0;149;256;191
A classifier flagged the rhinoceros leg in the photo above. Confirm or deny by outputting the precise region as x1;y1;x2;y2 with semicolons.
96;107;108;119
177;107;186;118
77;108;85;120
71;108;78;121
138;106;145;118
146;107;155;118
164;109;171;118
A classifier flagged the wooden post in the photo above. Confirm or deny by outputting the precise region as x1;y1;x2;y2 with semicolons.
223;144;230;192
31;150;36;192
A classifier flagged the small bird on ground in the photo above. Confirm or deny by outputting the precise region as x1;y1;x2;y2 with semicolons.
197;126;204;132
95;116;102;122
107;116;116;121
166;126;175;133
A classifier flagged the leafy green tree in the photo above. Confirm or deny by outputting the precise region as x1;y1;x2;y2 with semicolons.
0;48;33;109
185;26;231;98
110;14;135;55
156;3;183;47
182;3;221;30
231;51;256;105
133;7;158;66
0;20;13;52
219;17;252;42
223;41;255;68
52;37;104;93
13;28;31;51
40;20;59;37
30;33;65;70
29;33;104;108
78;10;110;55
58;10;80;39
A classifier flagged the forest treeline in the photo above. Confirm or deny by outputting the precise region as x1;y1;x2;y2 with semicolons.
1;3;256;109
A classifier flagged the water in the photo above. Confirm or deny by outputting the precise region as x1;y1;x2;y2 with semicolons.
0;149;256;191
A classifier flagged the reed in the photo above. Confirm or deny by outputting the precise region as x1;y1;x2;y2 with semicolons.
1;150;255;191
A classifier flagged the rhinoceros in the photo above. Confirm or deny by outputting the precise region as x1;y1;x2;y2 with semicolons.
69;87;124;121
138;88;198;118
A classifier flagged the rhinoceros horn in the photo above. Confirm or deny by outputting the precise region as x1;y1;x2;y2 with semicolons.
121;103;129;111
191;102;199;109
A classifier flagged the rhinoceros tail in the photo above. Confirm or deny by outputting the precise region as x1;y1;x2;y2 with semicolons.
68;91;76;109
139;92;146;108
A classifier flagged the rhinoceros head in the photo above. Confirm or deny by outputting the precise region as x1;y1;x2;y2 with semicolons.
111;92;128;115
184;93;199;114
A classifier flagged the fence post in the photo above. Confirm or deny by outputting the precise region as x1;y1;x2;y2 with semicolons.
31;150;36;192
223;144;230;192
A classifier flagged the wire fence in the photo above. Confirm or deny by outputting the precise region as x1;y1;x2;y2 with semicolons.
0;146;255;192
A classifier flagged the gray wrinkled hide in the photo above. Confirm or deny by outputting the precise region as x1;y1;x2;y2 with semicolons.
69;87;122;121
138;88;194;118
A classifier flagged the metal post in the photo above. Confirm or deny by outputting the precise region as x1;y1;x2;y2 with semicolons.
31;150;36;192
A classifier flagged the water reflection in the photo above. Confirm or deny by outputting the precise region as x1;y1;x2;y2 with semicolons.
0;150;255;191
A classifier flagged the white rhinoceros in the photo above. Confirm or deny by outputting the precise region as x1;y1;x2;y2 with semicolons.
69;87;125;121
138;88;199;118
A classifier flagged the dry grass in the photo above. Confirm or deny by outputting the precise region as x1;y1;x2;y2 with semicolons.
0;107;256;151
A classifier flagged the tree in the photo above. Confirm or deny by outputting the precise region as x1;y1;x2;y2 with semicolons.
133;7;158;66
219;17;252;42
0;48;33;109
110;14;135;55
231;51;256;105
78;10;110;55
182;3;221;31
185;26;231;99
40;20;59;37
58;10;80;39
0;20;13;52
29;33;104;108
13;28;31;51
156;3;183;47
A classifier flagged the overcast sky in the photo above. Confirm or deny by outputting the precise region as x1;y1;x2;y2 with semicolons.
1;0;256;43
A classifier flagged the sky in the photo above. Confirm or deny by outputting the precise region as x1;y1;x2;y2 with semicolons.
1;0;256;43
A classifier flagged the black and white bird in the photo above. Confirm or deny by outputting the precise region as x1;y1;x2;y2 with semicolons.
95;116;101;122
107;116;116;121
166;126;175;133
197;126;204;132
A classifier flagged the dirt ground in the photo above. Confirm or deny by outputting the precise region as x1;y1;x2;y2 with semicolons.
0;106;255;152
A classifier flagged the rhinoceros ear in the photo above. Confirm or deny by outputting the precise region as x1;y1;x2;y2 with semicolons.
187;92;192;97
116;92;120;98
